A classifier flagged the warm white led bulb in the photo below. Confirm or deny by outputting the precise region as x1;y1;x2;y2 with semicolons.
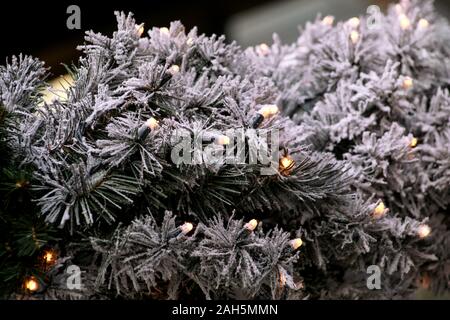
350;31;360;44
216;135;230;145
348;17;360;28
258;104;279;119
290;238;303;250
145;117;159;130
418;19;429;29
417;224;431;239
244;219;258;231
168;64;180;76
402;77;413;90
256;43;270;56
180;222;193;235
137;24;145;37
322;16;334;26
399;14;411;30
160;27;170;35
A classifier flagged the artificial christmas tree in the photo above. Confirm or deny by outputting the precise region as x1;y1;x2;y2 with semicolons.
0;0;448;300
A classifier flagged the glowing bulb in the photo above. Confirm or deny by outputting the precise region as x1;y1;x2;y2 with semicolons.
167;64;180;76
410;137;418;148
216;135;230;145
145;117;159;130
180;222;193;235
43;250;56;264
350;31;360;44
417;224;431;239
186;37;194;46
279;271;287;286
373;201;386;219
395;4;403;14
322;16;334;26
290;238;303;250
402;77;413;90
258;104;279;119
244;219;258;231
418;19;429;29
256;43;270;56
136;24;145;37
348;17;360;28
280;155;295;172
399;14;411;30
25;277;39;292
160;27;170;35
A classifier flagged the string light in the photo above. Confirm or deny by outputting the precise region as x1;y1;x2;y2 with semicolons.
402;76;413;90
137;117;159;141
180;222;194;235
418;19;429;29
15;180;29;189
279;155;295;175
186;37;194;46
279;271;287;287
417;224;431;239
395;4;403;14
350;31;360;44
410;137;418;148
373;201;387;219
167;64;180;76
322;16;334;26
24;277;39;292
256;43;270;56
136;24;145;37
43;249;57;265
215;135;230;146
399;14;411;30
348;17;360;28
290;238;303;250
244;219;258;231
251;104;279;128
160;27;170;35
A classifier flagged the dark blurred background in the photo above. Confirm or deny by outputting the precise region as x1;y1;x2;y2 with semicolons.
1;0;450;77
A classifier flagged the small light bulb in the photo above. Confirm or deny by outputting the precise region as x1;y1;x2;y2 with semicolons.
322;16;334;26
43;250;56;264
417;224;431;239
418;19;429;29
167;64;180;76
145;117;159;130
399;14;411;30
244;219;258;231
216;135;230;145
186;37;194;46
280;155;295;172
290;238;303;250
395;4;403;14
402;77;413;90
410;137;418;148
180;222;193;235
25;277;39;292
279;271;287;286
256;43;270;56
160;27;170;35
136;24;145;37
350;31;360;44
258;104;279;119
348;17;360;28
373;201;386;219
